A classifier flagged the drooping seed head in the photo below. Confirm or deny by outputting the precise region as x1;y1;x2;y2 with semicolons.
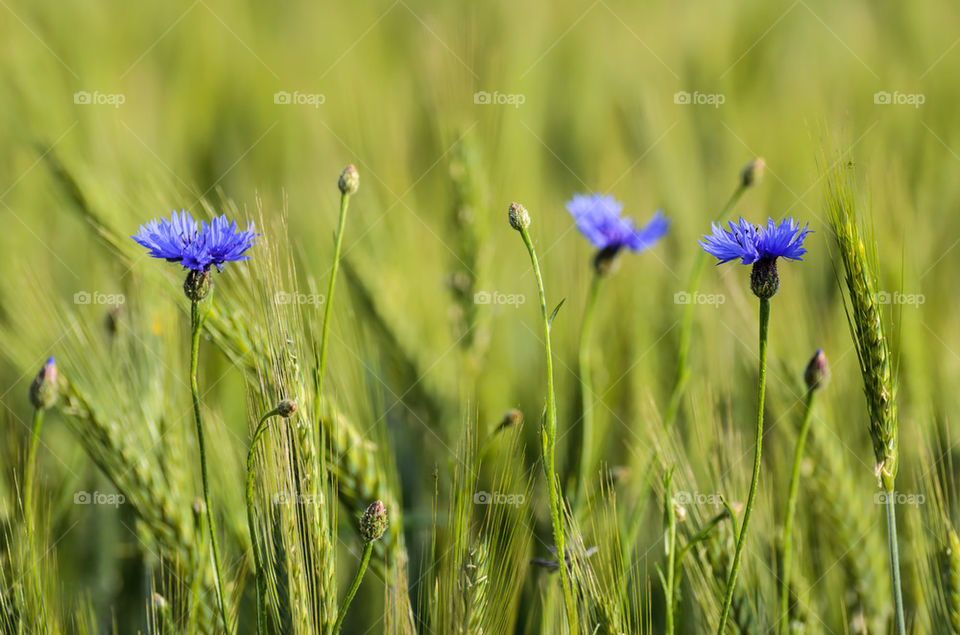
741;157;766;188
183;269;212;302
339;164;359;195
360;500;388;543
277;399;298;418
508;202;530;231
29;357;58;410
804;349;830;391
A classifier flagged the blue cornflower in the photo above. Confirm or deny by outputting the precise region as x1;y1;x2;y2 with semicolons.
699;217;812;299
699;217;811;265
133;210;258;272
566;193;670;254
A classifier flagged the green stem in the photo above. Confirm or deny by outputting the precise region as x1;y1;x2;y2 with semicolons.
316;189;351;416
331;542;373;634
23;408;44;539
246;407;285;635
777;390;815;633
664;478;677;635
191;300;230;634
664;185;745;430
518;226;578;632
717;296;769;635
577;273;602;500
886;489;906;635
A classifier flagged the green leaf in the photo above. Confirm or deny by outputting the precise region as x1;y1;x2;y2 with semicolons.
548;299;566;330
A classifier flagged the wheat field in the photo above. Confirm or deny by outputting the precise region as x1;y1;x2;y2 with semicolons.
1;1;960;633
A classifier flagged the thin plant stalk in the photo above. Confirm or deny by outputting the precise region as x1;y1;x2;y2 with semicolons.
623;184;746;566
664;184;745;429
517;224;578;630
777;389;815;633
886;493;906;634
330;542;373;634
190;299;230;634
663;471;678;635
717;296;770;634
246;406;286;635
577;272;601;499
22;408;44;538
316;180;353;407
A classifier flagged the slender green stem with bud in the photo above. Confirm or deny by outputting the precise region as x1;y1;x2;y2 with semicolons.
246;405;288;635
23;408;44;539
316;168;355;416
717;296;769;634
577;272;601;500
665;183;745;429
515;220;578;631
886;491;906;635
331;542;373;634
190;299;230;634
778;389;815;633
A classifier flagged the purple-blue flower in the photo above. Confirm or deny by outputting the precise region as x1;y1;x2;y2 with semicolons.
699;217;811;265
566;194;669;253
132;210;258;272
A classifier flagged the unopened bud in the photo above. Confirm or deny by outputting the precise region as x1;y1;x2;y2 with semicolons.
508;202;530;231
277;399;298;418
497;409;524;432
29;357;57;410
360;500;388;543
741;157;766;188
338;165;359;195
804;349;829;391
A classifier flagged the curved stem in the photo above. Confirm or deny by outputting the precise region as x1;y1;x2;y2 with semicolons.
331;542;373;634
246;407;285;635
777;390;815;633
886;489;906;635
577;273;602;500
23;408;44;539
518;226;578;632
316;190;351;414
717;296;769;634
665;185;745;430
191;300;230;634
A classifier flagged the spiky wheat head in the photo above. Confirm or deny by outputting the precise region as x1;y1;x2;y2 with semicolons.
824;160;898;490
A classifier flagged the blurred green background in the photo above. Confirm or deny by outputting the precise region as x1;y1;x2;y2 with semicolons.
2;0;960;631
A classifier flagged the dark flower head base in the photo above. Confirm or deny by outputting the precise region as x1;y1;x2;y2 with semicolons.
567;194;669;273
699;217;811;299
